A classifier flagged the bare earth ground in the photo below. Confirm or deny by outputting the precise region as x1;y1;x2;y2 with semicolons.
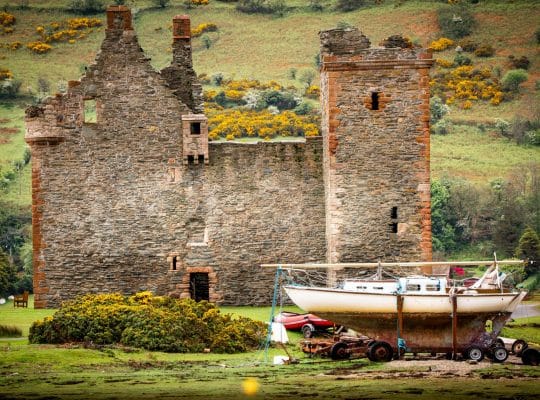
327;356;529;380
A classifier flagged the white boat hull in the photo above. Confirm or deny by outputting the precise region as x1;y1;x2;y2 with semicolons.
284;286;527;352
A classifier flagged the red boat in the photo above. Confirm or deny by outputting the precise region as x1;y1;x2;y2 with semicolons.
274;311;337;338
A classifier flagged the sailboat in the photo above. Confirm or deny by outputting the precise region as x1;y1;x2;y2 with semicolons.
264;258;526;362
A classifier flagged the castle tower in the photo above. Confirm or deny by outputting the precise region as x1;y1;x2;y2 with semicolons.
320;29;433;265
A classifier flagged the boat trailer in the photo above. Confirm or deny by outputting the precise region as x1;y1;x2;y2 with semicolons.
301;332;536;364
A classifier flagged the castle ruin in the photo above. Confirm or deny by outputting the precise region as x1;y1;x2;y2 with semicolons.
25;6;433;308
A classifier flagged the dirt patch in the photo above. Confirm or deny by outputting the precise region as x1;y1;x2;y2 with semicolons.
325;356;530;380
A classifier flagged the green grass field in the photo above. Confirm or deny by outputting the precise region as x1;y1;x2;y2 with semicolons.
0;299;539;399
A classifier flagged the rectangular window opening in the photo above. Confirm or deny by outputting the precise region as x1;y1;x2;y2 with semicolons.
371;92;379;110
172;256;177;271
391;222;398;234
187;155;195;164
84;99;97;123
198;154;205;164
190;122;201;135
391;207;398;219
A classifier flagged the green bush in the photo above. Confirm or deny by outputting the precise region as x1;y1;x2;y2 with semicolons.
458;39;477;52
508;55;530;70
453;53;472;66
257;89;298;111
0;79;22;98
236;0;286;15
474;44;495;58
437;4;476;39
335;0;366;12
501;69;528;93
29;292;267;353
429;95;449;125
152;0;170;7
0;325;22;338
67;0;105;14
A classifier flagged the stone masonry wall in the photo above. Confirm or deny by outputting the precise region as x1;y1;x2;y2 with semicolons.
320;29;433;265
26;10;326;308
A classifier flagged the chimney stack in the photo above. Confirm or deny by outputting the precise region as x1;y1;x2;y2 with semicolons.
173;15;191;41
106;5;133;31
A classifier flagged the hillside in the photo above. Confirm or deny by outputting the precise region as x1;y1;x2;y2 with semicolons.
0;0;539;270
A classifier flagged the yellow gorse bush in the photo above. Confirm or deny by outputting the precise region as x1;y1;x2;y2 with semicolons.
208;109;320;140
191;0;210;5
191;22;217;38
0;12;15;27
28;17;102;54
26;41;52;54
67;17;102;30
28;292;266;353
429;37;454;52
305;85;320;99
430;64;503;109
0;68;13;80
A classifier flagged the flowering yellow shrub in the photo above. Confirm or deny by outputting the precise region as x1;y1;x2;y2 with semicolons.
430;63;503;108
191;22;217;38
7;41;21;50
26;41;52;54
224;89;244;102
0;12;15;27
67;17;102;30
29;17;102;53
305;85;320;99
191;0;210;5
208;109;320;140
436;58;454;68
3;27;14;34
429;37;454;52
0;68;13;80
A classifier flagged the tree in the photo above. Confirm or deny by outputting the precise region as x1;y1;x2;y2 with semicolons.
437;4;476;39
299;69;315;88
515;227;539;277
0;249;16;298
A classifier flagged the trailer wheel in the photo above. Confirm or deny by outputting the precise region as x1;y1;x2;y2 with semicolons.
330;341;350;360
301;324;315;339
491;346;508;363
511;339;528;356
367;341;393;362
521;348;539;366
465;346;484;362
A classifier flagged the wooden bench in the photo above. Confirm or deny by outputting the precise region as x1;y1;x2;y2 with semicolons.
13;291;29;308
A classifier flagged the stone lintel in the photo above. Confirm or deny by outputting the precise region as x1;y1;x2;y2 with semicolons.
322;59;434;72
25;136;65;145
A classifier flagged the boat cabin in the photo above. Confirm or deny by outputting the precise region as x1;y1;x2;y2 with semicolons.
341;276;448;295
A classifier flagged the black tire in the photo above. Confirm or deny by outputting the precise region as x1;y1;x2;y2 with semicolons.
511;339;528;356
496;338;505;348
491;346;508;363
367;341;393;362
521;348;540;366
465;346;484;362
330;341;350;360
301;324;314;339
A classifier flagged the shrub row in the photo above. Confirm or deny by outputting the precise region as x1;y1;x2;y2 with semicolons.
208;109;319;140
29;292;267;353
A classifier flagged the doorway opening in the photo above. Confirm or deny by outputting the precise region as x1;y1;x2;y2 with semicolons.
189;272;209;301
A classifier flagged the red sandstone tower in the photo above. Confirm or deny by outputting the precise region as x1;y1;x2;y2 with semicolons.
319;30;433;267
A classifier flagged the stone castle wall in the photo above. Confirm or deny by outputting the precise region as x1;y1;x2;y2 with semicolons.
26;8;433;308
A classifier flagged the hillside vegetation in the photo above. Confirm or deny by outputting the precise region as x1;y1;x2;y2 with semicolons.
0;0;539;294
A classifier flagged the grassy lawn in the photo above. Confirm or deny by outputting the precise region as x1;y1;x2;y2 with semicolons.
1;299;539;399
